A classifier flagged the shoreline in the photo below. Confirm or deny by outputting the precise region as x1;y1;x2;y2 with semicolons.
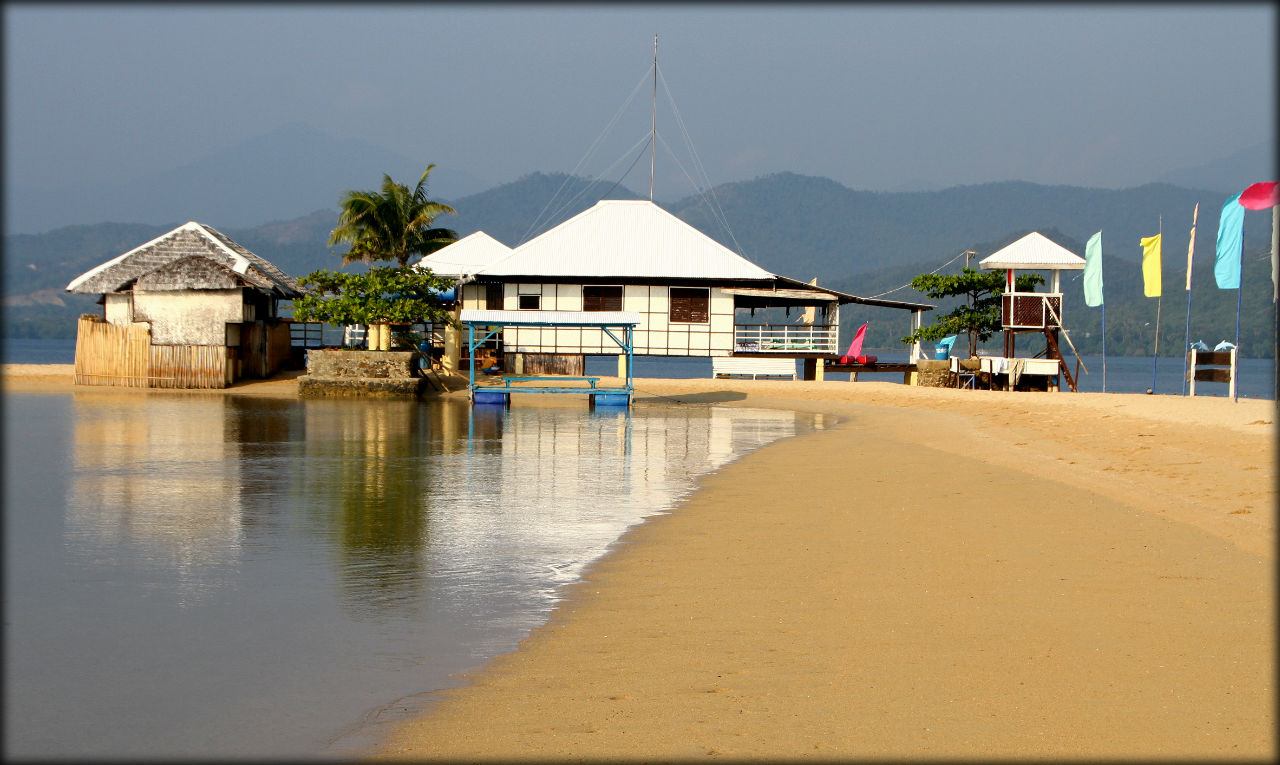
5;364;1275;758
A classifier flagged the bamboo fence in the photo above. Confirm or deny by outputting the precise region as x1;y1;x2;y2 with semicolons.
73;315;230;388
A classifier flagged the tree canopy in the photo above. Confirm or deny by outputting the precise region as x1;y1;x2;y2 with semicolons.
328;166;459;267
902;268;1044;357
290;266;457;328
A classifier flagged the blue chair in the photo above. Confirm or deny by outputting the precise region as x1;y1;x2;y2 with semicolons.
934;335;957;360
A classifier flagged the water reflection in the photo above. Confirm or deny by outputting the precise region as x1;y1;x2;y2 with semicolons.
296;399;439;618
68;393;252;604
39;392;821;758
67;393;819;621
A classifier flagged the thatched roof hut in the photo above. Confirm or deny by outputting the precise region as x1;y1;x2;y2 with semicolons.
65;221;303;388
66;221;301;298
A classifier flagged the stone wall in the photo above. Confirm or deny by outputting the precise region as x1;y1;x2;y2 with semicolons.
299;349;427;398
914;359;951;387
305;349;419;379
913;358;979;388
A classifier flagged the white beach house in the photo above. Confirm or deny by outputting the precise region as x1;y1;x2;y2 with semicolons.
421;199;930;378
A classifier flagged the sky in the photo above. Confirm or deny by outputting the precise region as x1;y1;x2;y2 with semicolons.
4;2;1276;204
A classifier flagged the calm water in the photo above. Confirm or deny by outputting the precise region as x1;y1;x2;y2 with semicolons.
3;390;822;759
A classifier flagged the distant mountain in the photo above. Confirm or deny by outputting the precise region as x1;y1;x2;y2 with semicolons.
4;172;1274;357
665;173;1268;282
4;122;493;235
1155;141;1276;195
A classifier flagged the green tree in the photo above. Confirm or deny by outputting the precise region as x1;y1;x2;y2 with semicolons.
291;266;458;332
902;268;1044;357
328;165;459;267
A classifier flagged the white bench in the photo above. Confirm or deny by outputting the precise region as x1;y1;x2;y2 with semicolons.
712;356;797;380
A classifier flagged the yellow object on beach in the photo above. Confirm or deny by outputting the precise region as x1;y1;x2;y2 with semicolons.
1141;233;1162;297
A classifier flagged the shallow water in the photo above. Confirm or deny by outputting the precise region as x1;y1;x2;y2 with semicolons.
3;390;821;759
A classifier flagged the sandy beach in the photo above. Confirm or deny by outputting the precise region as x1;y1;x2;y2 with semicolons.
6;364;1275;759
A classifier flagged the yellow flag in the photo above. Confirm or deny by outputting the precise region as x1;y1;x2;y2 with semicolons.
1141;233;1162;297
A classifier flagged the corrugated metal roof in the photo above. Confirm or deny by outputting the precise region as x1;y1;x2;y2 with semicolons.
460;309;642;326
416;231;512;277
65;221;302;297
474;200;774;280
978;232;1085;270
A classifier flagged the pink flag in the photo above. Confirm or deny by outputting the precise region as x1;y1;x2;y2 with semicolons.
1237;181;1279;210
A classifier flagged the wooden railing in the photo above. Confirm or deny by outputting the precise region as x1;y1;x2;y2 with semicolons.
1001;292;1063;329
733;324;838;354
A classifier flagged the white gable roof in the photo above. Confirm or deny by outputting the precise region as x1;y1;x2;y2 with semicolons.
473;200;774;281
65;221;301;296
416;231;512;277
979;231;1085;271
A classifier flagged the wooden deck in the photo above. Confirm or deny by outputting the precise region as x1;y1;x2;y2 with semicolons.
822;361;915;375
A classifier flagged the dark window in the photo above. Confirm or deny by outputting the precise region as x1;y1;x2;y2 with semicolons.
485;283;503;310
583;285;623;311
670;287;709;323
518;293;541;310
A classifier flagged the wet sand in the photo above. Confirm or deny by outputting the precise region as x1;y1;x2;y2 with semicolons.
6;365;1275;759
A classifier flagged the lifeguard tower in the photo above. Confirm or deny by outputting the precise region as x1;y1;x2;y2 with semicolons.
978;232;1087;392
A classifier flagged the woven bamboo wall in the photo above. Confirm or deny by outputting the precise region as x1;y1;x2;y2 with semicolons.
73;315;151;386
149;345;230;388
73;315;230;388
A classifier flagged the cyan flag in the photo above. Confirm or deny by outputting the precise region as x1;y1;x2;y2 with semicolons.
1215;193;1244;289
1083;231;1104;306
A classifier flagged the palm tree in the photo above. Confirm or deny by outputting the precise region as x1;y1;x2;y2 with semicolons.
328;165;459;268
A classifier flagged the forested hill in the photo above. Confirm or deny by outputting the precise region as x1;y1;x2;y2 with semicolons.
666;173;1268;283
4;172;1274;357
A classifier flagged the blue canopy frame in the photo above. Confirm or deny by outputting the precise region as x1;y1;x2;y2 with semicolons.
459;309;641;404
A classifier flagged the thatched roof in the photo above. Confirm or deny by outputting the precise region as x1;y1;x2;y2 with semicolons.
65;221;302;298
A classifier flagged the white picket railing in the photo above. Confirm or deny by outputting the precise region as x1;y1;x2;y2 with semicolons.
733;324;838;354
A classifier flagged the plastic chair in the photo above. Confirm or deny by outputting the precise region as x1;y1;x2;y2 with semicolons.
934;335;957;360
950;356;977;389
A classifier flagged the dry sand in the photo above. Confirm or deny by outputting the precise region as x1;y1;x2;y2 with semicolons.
5;365;1275;759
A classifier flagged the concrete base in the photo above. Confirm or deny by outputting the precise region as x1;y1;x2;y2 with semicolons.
300;349;428;399
298;376;428;398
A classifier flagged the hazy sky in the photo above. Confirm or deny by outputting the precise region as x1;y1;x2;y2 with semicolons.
4;3;1276;200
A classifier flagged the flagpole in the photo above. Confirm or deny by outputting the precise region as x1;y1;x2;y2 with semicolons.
1182;203;1198;396
1234;243;1242;403
1273;204;1278;402
1101;300;1107;392
1151;216;1162;393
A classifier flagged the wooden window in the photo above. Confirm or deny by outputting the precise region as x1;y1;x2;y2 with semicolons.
485;283;503;310
518;293;541;310
669;287;709;323
583;285;623;311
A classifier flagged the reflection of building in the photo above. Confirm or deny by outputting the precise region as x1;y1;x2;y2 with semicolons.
299;399;439;615
435;405;810;606
68;395;305;602
68;396;247;600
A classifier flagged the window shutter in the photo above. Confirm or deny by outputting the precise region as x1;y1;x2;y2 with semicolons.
670;288;708;323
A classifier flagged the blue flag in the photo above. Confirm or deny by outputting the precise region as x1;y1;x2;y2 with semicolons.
1083;231;1104;306
1214;193;1244;289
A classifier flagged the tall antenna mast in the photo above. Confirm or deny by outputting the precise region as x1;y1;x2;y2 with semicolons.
650;34;657;201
